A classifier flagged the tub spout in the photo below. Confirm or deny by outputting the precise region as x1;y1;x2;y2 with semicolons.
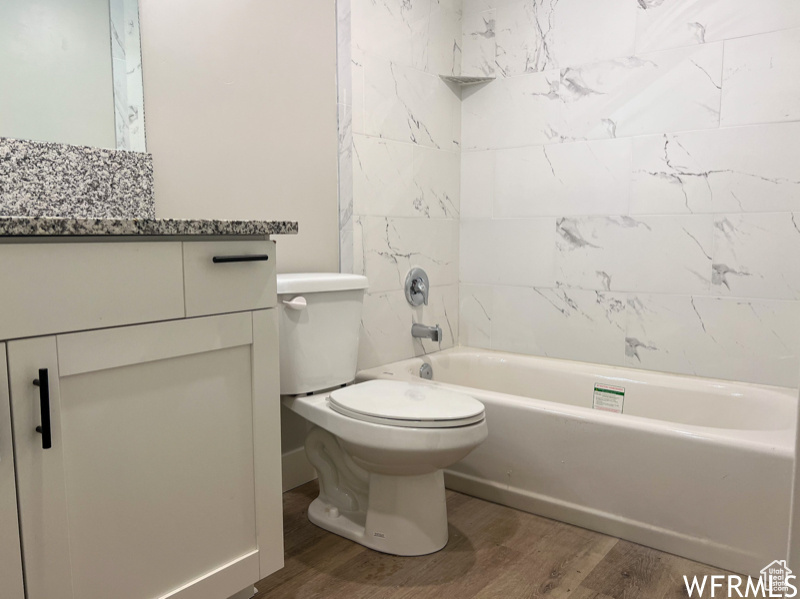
412;323;442;343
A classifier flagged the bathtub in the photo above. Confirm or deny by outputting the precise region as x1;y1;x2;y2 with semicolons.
357;347;797;576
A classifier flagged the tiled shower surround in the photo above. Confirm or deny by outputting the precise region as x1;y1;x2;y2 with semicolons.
339;0;463;370
342;0;800;387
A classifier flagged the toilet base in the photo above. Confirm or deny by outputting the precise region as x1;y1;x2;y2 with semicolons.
308;470;449;556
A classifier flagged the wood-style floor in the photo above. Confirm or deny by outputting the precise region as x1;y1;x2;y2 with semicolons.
254;481;733;599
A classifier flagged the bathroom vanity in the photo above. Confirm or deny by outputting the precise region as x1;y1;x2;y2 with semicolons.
0;218;296;599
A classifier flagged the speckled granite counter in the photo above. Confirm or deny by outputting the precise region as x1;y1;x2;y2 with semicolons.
0;138;156;219
0;139;298;237
0;217;298;237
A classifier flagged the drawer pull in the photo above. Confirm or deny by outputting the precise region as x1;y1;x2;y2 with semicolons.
212;254;270;264
32;369;52;450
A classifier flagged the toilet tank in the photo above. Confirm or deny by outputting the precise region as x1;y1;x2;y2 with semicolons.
277;273;369;395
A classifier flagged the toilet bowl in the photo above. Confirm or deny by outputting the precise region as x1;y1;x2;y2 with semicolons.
284;381;487;555
277;273;488;556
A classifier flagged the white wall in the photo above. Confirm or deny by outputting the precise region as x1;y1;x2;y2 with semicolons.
458;0;800;388
0;0;116;149
139;0;340;481
139;0;339;274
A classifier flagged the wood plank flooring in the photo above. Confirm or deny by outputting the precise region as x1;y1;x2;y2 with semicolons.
255;481;733;599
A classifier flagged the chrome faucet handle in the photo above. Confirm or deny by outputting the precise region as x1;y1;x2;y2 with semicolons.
404;268;430;306
411;278;427;300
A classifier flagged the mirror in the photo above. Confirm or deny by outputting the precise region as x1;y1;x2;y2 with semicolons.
0;0;146;152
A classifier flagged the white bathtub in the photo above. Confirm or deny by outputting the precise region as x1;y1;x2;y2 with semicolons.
357;347;797;576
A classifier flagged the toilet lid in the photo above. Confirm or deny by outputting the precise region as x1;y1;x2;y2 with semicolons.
328;380;485;428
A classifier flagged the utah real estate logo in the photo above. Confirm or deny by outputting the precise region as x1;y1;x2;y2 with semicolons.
683;560;797;597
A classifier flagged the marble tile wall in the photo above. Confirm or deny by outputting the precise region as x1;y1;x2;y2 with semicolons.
462;9;496;76
341;1;800;386
110;0;146;152
337;0;354;275
340;0;463;369
459;1;800;387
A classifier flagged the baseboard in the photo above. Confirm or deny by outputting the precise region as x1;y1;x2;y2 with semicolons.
227;586;257;599
282;446;317;492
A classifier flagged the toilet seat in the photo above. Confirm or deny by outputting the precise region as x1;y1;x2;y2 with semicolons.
328;380;485;428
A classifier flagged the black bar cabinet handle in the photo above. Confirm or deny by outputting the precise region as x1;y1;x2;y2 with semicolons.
212;255;270;264
33;368;52;450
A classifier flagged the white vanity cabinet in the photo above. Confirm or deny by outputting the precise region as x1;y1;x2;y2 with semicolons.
0;343;25;599
0;238;283;599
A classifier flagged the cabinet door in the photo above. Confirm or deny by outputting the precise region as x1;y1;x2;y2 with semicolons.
0;343;25;599
9;312;283;599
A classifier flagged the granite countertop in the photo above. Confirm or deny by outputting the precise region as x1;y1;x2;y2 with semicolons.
0;217;298;237
0;139;298;237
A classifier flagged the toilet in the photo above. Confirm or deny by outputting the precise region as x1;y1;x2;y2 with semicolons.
278;273;488;556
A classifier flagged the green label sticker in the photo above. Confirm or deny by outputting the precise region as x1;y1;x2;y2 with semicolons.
593;383;625;414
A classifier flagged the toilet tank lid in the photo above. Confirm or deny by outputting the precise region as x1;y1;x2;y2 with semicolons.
277;273;369;295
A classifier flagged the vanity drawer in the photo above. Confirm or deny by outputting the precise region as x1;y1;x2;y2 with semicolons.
183;240;276;317
0;242;185;340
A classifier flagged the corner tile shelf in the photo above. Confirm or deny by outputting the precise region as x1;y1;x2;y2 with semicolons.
439;75;495;86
